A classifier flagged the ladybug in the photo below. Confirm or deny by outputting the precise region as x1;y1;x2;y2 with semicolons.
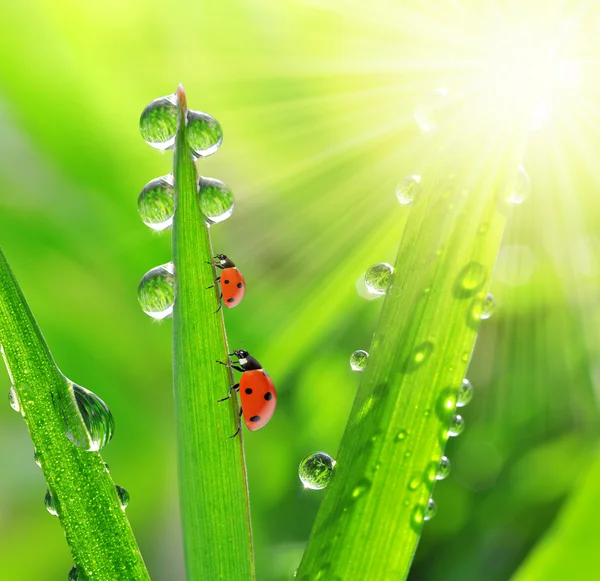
207;254;246;311
217;349;277;437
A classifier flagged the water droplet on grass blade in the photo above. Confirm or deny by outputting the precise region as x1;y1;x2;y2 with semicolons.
424;498;437;520
138;263;175;320
197;177;234;224
506;165;530;205
138;175;175;231
68;565;88;580
455;262;486;298
187;110;223;157
139;94;178;150
351;478;371;500
298;452;335;490
8;386;19;412
364;263;393;295
116;485;130;509
414;88;447;133
350;350;368;372
396;175;421;205
457;379;473;407
448;414;465;437
437;456;451;480
45;489;58;516
65;383;115;452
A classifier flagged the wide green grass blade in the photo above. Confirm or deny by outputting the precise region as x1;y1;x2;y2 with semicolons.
171;86;254;580
0;248;150;580
296;124;527;579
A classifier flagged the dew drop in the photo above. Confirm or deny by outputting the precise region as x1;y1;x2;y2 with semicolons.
137;175;175;231
351;478;372;500
66;383;115;452
197;177;234;225
186;110;223;157
414;88;447;133
34;452;41;467
408;474;421;491
364;263;393;295
116;485;130;510
409;341;434;369
68;565;89;580
45;489;58;517
457;378;473;407
455;262;486;298
437;388;457;419
448;414;465;437
506;165;530;205
396;430;408;442
298;452;336;490
139;94;178;150
424;498;437;521
138;262;175;320
437;456;451;480
480;293;496;320
350;350;369;372
396;174;421;205
8;386;20;412
412;504;425;527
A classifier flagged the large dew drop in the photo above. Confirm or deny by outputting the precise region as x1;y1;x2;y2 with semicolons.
437;456;451;480
424;498;437;521
197;177;234;225
364;263;393;296
138;175;175;231
396;175;421;205
457;378;473;407
8;386;20;412
65;383;115;452
139;94;178;150
506;165;530;205
138;263;176;320
186;110;223;157
454;262;486;298
116;485;130;510
448;414;465;437
350;350;369;372
298;452;336;490
45;489;58;516
414;89;447;134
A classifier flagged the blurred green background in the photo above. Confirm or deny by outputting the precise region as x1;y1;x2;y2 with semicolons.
1;1;600;580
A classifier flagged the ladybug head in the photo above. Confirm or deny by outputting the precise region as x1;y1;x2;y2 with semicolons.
233;349;249;360
231;349;263;371
215;254;236;268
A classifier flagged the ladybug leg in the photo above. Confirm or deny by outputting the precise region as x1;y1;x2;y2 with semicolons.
217;383;240;402
216;360;245;373
228;407;243;439
206;260;224;270
206;276;221;290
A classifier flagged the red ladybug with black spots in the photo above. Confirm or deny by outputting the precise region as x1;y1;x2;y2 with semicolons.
218;350;277;437
207;254;245;311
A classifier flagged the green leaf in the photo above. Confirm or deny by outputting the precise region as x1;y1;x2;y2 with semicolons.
0;248;150;580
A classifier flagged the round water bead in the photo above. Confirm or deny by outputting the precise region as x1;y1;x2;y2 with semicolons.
396;174;421;205
448;414;465;437
298;452;336;490
139;94;178;150
66;383;115;452
364;263;394;296
480;293;496;320
506;165;530;205
186;110;223;157
138;263;176;320
456;378;473;407
414;88;447;134
455;262;486;298
197;177;234;225
424;498;437;521
8;386;20;412
116;485;130;510
436;456;451;480
45;489;58;516
138;175;175;231
350;350;369;372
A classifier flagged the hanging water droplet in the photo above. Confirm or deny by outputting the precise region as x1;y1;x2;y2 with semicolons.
469;292;496;323
396;174;421;205
65;383;115;452
480;293;496;319
138;263;175;320
448;414;465;437
139;94;178;150
45;489;58;517
197;177;234;225
116;485;130;510
424;498;437;521
137;175;175;231
298;452;336;490
68;565;89;580
454;262;486;298
457;378;473;407
34;452;41;467
350;350;369;372
506;165;530;205
8;386;20;412
186;110;223;158
414;88;447;133
437;456;451;480
364;263;393;296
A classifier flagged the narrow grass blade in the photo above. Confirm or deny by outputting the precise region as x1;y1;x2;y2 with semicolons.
171;85;255;580
0;248;150;580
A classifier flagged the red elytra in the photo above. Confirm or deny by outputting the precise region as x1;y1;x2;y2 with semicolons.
208;254;246;309
218;349;277;435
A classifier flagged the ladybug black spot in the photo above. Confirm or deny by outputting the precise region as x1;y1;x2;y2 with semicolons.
250;415;261;423
224;280;230;284
245;388;253;394
264;392;273;401
237;282;243;288
227;298;235;303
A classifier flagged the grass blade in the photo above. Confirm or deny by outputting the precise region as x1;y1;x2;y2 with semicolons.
0;248;150;580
